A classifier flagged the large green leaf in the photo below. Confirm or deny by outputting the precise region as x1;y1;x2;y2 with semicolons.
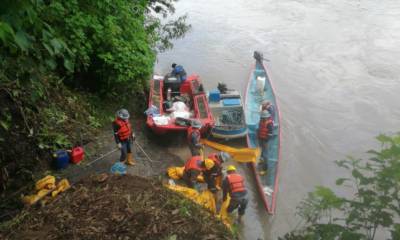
63;58;74;72
14;30;31;50
0;21;15;43
50;38;63;55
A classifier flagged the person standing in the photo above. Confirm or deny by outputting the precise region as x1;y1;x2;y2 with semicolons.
113;109;135;165
183;155;204;190
258;110;273;175
171;63;187;82
222;165;248;224
187;120;202;156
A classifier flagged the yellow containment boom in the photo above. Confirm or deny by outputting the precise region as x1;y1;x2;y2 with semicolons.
166;184;233;229
167;166;205;182
201;139;260;163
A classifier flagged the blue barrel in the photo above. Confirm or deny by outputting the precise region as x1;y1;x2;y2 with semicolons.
54;150;70;170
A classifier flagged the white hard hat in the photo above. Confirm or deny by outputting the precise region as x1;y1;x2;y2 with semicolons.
117;109;130;120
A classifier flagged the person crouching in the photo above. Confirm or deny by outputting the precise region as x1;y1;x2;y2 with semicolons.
204;152;231;192
183;155;204;191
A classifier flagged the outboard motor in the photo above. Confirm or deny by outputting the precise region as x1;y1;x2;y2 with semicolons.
254;51;264;62
217;82;228;94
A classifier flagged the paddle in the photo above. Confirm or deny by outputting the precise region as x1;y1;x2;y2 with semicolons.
201;139;260;163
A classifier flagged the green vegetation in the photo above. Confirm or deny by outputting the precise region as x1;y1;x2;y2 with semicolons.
281;134;400;240
0;0;189;216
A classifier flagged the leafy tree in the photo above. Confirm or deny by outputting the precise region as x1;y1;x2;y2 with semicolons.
1;0;190;94
146;0;191;51
281;134;400;240
0;0;189;195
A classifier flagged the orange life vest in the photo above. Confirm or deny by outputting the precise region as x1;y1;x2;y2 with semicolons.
114;118;132;141
226;173;246;193
258;118;272;139
184;156;203;172
187;126;200;144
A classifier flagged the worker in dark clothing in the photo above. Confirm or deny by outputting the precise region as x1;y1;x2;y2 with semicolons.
112;109;135;165
183;155;204;190
201;158;218;193
222;165;248;224
204;152;231;192
187;119;202;156
171;63;187;82
258;110;273;175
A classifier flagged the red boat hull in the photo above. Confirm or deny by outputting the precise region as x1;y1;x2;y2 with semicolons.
146;74;214;135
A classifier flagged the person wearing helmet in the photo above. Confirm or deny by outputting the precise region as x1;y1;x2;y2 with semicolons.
222;165;248;224
187;119;203;156
201;158;218;193
261;100;275;121
205;152;231;191
171;63;187;82
258;110;273;175
183;155;205;190
112;109;135;165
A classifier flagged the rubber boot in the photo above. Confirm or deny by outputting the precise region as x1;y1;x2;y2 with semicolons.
126;153;136;165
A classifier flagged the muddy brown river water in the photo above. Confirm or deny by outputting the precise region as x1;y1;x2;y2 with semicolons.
155;0;400;239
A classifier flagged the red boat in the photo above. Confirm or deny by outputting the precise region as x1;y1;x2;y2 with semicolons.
146;74;214;135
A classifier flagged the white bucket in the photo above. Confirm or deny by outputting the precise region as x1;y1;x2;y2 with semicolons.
256;76;266;94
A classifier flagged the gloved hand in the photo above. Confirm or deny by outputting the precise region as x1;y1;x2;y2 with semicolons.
117;143;122;149
195;143;203;148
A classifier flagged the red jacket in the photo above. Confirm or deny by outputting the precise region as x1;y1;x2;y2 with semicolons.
114;118;132;141
258;118;273;139
226;173;246;193
184;156;203;172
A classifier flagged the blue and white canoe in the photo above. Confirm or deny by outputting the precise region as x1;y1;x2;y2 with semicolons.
244;51;281;214
208;88;247;139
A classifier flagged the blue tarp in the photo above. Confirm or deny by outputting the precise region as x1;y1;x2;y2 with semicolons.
222;98;241;106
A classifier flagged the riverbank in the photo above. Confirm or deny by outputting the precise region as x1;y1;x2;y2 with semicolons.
0;115;236;239
1;174;233;240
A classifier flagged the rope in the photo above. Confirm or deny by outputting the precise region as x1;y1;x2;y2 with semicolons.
85;148;119;167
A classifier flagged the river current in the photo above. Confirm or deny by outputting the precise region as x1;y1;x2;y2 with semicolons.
155;0;400;239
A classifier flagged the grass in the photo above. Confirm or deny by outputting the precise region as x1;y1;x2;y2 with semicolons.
0;211;29;233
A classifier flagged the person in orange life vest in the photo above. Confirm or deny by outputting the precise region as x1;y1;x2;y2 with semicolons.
204;152;231;193
222;165;248;224
261;100;275;121
183;155;204;190
258;110;273;175
187;119;203;156
112;109;135;165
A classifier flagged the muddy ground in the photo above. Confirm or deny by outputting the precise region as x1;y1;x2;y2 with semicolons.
56;118;187;184
2;174;233;240
1;118;236;239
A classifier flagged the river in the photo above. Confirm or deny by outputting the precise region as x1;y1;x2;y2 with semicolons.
155;0;400;239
